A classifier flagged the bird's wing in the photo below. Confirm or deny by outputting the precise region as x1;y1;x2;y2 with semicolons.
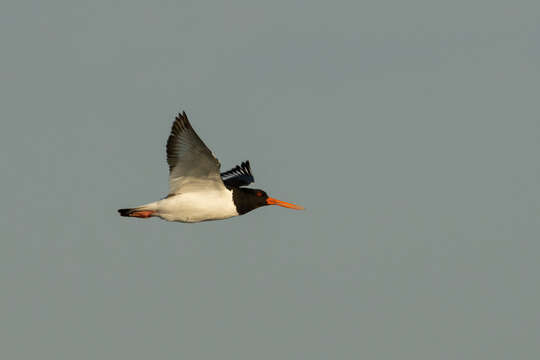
220;161;255;189
166;111;225;195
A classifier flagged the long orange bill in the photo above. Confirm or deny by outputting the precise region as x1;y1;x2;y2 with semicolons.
266;197;305;210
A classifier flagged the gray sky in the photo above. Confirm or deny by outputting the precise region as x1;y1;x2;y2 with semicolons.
1;0;539;359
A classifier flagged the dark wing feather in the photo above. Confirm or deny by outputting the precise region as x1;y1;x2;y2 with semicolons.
221;160;254;188
166;111;223;194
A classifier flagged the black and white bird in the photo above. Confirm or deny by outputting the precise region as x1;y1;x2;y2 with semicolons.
118;111;304;223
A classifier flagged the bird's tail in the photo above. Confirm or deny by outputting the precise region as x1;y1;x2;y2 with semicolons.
118;204;157;218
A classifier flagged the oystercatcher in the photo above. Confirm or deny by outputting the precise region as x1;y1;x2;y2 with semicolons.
118;111;304;223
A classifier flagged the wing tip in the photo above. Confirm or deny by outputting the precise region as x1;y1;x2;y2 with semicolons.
167;110;192;168
171;110;192;133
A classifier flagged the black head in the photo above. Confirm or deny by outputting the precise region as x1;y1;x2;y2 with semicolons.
232;188;269;215
232;188;304;215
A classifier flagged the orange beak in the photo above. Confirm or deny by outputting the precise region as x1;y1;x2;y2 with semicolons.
266;197;305;210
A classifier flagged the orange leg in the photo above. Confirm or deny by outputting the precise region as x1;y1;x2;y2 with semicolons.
128;210;155;218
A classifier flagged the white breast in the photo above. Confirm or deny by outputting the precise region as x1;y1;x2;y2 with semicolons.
156;189;239;223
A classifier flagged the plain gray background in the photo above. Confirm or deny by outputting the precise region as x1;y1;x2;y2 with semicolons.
1;0;539;359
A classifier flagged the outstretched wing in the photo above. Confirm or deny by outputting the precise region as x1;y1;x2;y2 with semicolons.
166;111;224;194
220;160;254;189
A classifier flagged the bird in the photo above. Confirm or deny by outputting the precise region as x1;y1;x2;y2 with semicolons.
118;111;304;223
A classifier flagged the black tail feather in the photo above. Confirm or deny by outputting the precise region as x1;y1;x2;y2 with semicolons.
118;208;134;217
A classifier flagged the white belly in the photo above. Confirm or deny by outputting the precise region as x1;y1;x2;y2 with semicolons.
156;189;239;223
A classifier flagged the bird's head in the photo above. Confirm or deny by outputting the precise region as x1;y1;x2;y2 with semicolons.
233;188;304;215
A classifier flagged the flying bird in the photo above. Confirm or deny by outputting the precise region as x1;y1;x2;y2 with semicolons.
118;111;304;223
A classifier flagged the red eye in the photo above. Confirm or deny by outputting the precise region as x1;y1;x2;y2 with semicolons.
256;191;262;197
